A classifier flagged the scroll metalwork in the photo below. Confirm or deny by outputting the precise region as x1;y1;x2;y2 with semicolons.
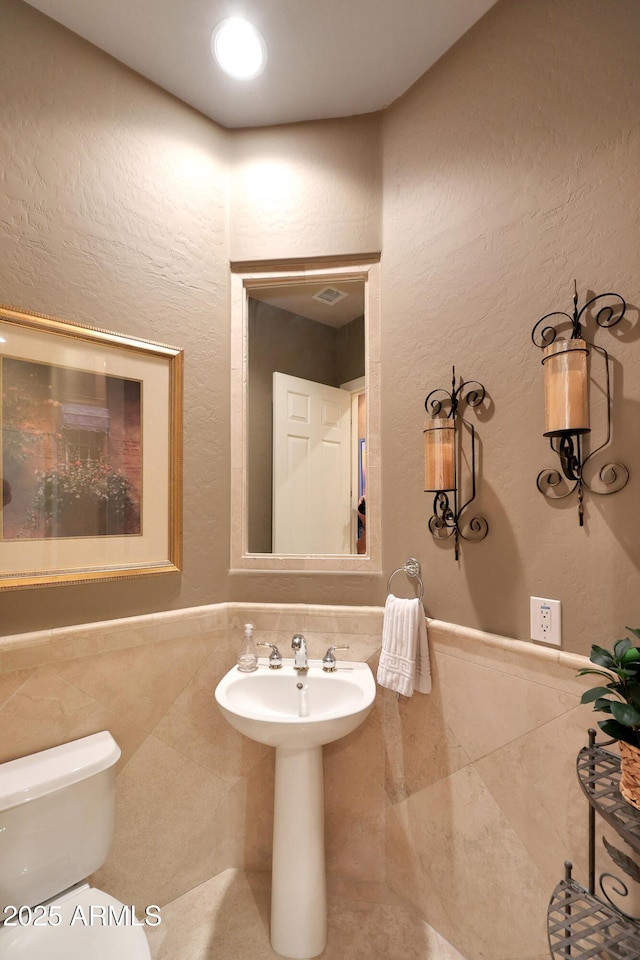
532;282;629;525
423;368;488;561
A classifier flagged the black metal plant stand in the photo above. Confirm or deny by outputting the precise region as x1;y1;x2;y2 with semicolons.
547;730;640;958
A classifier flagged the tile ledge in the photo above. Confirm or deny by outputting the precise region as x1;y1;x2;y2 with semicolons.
428;618;590;670
225;601;383;616
0;603;589;674
0;603;228;654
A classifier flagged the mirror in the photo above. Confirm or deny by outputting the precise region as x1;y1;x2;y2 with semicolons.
248;279;365;555
230;258;380;572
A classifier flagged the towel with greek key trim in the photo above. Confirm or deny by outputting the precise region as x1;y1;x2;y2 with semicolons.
376;594;431;697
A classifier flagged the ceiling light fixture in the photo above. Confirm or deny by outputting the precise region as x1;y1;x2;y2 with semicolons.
211;18;267;80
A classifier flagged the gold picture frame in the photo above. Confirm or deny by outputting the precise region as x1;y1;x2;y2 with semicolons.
0;304;183;589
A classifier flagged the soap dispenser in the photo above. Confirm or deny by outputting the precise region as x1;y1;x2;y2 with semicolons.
237;622;258;672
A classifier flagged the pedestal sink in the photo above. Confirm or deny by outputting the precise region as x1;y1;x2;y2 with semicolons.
215;659;375;959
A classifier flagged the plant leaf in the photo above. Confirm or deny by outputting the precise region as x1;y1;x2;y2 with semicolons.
611;701;640;726
590;645;617;668
626;627;640;641
581;687;613;704
609;667;636;680
598;718;640;746
622;647;640;664
594;698;613;714
577;668;615;681
626;681;640;702
614;638;632;659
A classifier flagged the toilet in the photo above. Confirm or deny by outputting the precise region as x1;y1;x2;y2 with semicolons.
0;731;151;959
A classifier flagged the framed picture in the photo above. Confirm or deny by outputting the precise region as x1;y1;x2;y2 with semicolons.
0;304;183;589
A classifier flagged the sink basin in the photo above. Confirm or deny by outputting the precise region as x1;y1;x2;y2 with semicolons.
214;659;375;748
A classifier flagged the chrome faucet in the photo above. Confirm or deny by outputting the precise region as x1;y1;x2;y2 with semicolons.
291;633;308;673
257;641;283;669
322;644;350;672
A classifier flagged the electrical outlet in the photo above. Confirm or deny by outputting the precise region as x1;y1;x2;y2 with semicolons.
530;597;562;646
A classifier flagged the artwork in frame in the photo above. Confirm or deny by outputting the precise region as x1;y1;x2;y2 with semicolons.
0;304;183;589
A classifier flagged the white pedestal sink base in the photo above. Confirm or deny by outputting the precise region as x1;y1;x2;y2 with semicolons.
270;745;327;959
214;661;376;958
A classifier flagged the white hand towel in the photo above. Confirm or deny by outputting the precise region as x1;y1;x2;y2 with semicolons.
376;594;432;697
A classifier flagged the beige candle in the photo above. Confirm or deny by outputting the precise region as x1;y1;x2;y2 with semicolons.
542;339;590;436
424;418;455;491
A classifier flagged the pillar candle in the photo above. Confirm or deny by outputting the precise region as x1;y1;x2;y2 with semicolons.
424;418;455;491
542;339;590;436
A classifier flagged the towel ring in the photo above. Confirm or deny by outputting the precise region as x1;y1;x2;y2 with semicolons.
386;558;424;600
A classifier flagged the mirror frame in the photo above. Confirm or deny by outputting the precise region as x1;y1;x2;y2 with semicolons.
230;255;381;573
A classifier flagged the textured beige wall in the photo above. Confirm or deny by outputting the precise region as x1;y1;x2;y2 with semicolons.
5;3;636;957
2;0;640;651
0;1;384;632
0;0;231;633
229;116;382;263
381;0;640;655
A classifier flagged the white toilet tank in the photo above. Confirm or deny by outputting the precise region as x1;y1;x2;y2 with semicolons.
0;731;121;911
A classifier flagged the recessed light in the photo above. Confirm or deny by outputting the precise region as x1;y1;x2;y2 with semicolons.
211;18;267;80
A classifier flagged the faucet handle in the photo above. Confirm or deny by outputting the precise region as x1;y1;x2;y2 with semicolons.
257;641;283;669
322;644;350;672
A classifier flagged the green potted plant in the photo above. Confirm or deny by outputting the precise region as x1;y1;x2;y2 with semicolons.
579;628;640;810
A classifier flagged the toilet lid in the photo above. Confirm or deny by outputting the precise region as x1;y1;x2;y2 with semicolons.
0;886;152;960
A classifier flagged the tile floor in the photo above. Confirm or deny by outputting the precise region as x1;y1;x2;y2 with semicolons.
146;869;467;960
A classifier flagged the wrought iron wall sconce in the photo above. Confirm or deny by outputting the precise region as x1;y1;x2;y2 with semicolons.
423;367;488;560
531;281;628;525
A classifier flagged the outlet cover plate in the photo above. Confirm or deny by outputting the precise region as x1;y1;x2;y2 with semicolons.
530;596;561;647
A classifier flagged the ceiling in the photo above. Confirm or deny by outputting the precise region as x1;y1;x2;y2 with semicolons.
23;0;497;129
250;280;365;328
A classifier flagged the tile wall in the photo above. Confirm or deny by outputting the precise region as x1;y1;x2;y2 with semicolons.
0;603;597;960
